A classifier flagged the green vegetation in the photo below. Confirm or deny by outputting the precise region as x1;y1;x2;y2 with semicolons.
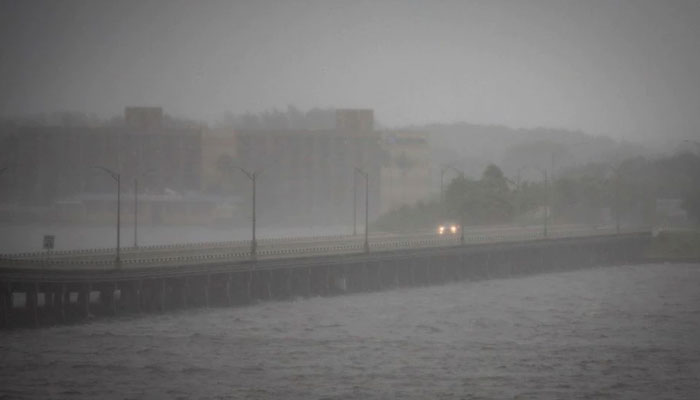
374;151;700;233
445;164;513;225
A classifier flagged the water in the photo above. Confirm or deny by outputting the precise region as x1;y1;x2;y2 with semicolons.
1;263;699;399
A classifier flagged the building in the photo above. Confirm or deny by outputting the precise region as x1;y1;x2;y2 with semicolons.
380;130;432;213
124;107;164;129
233;109;383;226
200;128;238;194
0;108;202;216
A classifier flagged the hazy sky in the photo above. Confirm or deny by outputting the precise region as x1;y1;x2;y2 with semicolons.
1;0;699;142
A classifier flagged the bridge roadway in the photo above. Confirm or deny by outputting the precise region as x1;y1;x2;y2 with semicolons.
0;224;642;271
0;227;652;328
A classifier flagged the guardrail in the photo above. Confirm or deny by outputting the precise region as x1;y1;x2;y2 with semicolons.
0;232;365;259
0;226;650;271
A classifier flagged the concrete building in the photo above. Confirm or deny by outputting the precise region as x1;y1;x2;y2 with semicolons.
200;128;238;194
0;108;202;222
233;109;383;226
125;107;164;129
380;130;433;213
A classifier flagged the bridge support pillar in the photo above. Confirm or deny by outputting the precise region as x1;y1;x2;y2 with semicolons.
100;283;117;316
44;287;54;310
78;283;91;319
57;284;66;323
27;283;39;327
135;280;143;313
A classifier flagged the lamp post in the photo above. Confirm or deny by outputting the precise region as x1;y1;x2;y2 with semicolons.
134;178;138;247
354;167;370;253
353;171;357;236
94;166;121;266
234;167;259;260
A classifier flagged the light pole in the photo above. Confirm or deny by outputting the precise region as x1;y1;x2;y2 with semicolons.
353;171;357;236
234;167;259;260
94;166;121;266
354;167;370;253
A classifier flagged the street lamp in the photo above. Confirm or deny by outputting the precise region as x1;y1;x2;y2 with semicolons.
354;167;370;253
353;171;357;236
233;166;259;260
94;166;121;266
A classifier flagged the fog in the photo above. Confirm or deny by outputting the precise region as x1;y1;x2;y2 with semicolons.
1;1;700;399
0;0;698;262
2;0;700;144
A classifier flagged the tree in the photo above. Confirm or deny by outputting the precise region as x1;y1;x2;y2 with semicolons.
444;164;514;225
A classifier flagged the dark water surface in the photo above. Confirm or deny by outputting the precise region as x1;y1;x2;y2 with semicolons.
1;263;699;399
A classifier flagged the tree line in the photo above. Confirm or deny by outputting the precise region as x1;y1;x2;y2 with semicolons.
375;151;700;232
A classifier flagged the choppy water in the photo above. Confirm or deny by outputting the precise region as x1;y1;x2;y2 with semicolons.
1;263;699;399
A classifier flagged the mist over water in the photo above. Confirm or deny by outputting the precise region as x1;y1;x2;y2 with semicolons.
1;263;698;399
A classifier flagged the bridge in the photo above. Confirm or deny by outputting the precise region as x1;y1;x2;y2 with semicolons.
0;226;651;328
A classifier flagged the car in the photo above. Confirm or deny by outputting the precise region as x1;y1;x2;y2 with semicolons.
437;222;459;235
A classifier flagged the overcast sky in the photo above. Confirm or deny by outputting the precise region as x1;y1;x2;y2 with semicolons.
1;0;699;142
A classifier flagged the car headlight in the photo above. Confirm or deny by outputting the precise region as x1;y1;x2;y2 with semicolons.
438;226;445;234
450;225;457;233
